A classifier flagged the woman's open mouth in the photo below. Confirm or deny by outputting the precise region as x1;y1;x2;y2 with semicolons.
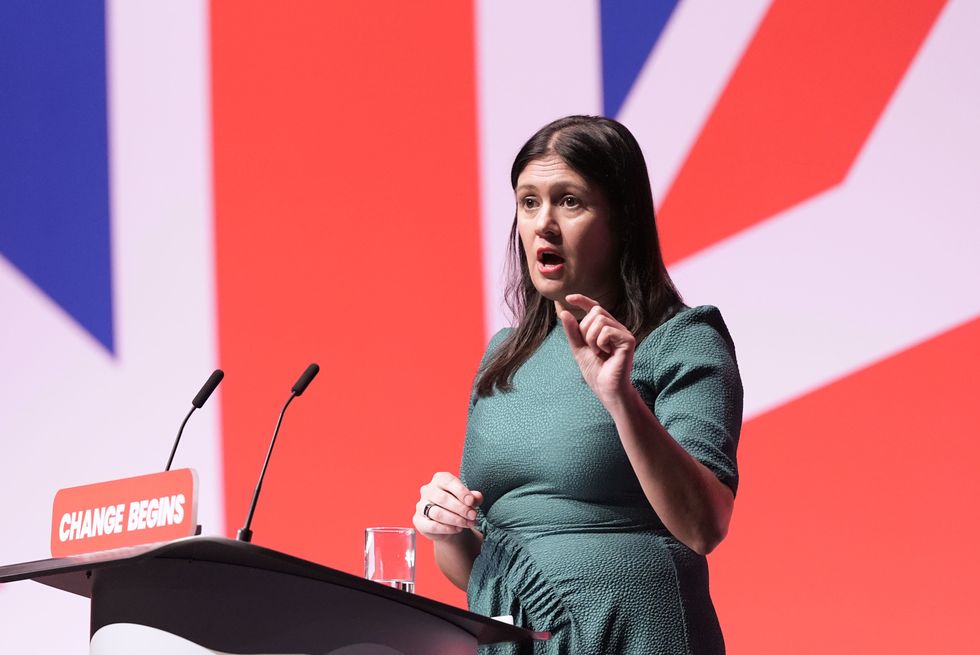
536;250;565;275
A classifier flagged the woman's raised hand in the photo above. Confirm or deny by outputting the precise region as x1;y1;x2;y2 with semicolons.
414;472;483;542
559;293;636;408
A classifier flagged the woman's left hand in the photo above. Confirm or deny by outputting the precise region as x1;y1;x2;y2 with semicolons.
559;294;636;408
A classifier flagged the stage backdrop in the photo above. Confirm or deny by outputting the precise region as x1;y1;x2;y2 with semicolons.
2;1;978;652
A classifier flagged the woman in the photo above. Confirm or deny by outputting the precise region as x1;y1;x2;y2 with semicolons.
414;116;742;654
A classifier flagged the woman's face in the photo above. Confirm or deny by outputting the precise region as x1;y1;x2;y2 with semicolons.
515;156;619;317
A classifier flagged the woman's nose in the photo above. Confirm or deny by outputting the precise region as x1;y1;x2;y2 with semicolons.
534;203;559;236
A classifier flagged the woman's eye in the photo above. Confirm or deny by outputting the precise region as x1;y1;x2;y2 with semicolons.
560;195;580;208
520;197;539;210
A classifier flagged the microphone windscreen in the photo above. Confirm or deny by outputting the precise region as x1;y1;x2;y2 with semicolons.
291;363;320;396
192;369;225;408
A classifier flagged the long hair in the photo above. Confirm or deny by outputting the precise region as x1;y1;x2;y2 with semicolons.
475;115;682;397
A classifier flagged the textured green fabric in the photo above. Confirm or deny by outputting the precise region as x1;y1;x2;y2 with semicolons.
460;305;742;654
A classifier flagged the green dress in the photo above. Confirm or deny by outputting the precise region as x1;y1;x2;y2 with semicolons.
460;305;742;654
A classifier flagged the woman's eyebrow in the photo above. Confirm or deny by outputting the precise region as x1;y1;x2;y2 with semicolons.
551;182;588;194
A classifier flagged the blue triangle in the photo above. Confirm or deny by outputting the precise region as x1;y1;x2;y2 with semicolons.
0;1;114;353
600;0;682;118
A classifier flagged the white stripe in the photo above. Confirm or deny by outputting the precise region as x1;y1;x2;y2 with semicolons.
618;0;771;203
669;0;980;419
106;0;222;532
0;2;217;652
476;0;602;336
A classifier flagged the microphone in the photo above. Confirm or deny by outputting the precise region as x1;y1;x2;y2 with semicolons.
292;363;320;396
193;369;225;409
165;369;224;471
237;363;320;542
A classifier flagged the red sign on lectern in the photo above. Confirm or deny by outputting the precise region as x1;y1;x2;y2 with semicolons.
50;468;198;557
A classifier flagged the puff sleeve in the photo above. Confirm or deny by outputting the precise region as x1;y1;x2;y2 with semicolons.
632;306;743;494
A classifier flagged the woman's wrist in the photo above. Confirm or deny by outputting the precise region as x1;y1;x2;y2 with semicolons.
433;528;484;591
601;381;644;420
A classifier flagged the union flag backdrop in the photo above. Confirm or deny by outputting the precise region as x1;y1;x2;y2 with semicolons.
1;1;978;652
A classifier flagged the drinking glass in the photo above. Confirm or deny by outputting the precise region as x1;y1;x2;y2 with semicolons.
364;527;415;593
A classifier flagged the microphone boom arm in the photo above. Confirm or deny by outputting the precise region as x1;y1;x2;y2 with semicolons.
237;392;296;542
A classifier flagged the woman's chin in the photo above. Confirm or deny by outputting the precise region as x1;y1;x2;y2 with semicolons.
531;279;568;302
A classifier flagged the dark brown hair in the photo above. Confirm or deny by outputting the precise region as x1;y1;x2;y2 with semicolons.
475;115;682;397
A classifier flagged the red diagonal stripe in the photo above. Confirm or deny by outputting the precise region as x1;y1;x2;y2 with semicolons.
211;0;482;608
711;316;980;652
657;0;947;264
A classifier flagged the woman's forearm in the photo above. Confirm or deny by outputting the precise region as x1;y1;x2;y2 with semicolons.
607;386;734;555
433;528;485;591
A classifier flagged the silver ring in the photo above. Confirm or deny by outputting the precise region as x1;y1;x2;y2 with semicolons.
423;503;435;519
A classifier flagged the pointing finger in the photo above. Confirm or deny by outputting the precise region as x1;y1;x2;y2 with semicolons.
564;294;599;313
559;310;586;349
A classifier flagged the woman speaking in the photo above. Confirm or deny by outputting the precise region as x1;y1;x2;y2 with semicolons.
414;116;742;654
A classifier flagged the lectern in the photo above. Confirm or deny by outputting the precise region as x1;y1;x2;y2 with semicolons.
0;536;547;654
